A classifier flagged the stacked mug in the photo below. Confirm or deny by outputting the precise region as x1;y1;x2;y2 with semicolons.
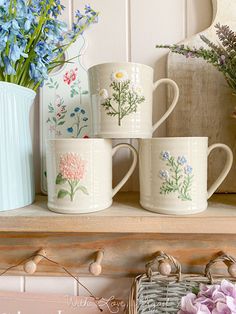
46;62;233;215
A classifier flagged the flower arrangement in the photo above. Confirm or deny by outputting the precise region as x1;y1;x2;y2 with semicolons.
0;0;98;91
157;24;236;117
99;70;145;126
159;151;193;201
178;279;236;314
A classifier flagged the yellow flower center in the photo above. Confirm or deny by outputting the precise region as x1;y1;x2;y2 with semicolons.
115;72;124;79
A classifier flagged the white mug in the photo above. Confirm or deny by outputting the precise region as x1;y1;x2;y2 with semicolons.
139;137;233;215
46;139;137;214
88;62;179;138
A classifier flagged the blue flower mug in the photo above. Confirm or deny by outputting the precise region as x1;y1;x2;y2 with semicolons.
139;137;233;215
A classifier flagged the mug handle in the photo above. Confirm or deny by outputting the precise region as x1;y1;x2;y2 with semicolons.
207;143;233;199
112;144;138;197
152;78;179;134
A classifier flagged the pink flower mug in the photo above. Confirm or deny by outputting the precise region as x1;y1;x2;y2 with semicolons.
46;139;137;213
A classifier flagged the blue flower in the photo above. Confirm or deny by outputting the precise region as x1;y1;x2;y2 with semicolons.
81;109;85;114
74;107;80;112
75;10;84;21
177;156;187;165
67;127;73;133
9;44;28;63
70;113;75;117
184;165;193;175
160;151;170;161
4;57;16;75
159;170;170;181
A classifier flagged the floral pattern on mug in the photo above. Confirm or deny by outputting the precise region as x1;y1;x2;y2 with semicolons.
67;107;88;138
159;152;194;201
100;69;145;126
56;152;89;202
47;94;67;136
63;68;78;85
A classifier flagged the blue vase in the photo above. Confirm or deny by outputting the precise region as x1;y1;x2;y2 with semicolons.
0;82;36;211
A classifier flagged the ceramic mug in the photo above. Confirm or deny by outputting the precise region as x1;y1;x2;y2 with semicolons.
88;62;179;138
139;137;233;215
46;139;138;214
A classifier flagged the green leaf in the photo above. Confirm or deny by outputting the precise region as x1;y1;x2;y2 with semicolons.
82;90;89;95
56;173;67;185
58;121;65;125
77;185;89;195
57;189;69;199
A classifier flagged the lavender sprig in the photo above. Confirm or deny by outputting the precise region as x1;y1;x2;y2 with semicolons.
157;24;236;116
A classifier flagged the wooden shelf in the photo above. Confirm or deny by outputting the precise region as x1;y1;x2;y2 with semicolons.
0;192;236;234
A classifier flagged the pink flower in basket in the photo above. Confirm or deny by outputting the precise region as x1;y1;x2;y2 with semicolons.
56;152;88;202
59;152;85;181
178;280;236;314
63;68;78;85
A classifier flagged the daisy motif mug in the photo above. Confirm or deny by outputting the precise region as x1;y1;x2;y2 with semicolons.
139;137;233;215
46;139;137;214
88;62;179;138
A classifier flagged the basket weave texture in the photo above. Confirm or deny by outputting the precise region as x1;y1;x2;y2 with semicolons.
128;251;236;314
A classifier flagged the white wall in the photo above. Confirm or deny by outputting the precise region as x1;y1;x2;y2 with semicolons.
25;0;213;300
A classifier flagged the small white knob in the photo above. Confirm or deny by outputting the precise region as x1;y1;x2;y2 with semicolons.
158;261;172;276
89;251;104;276
24;249;46;275
228;263;236;277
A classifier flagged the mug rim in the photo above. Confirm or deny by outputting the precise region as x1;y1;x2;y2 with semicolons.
140;136;208;140
88;61;153;72
47;138;111;142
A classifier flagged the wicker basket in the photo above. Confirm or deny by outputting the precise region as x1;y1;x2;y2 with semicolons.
128;251;236;314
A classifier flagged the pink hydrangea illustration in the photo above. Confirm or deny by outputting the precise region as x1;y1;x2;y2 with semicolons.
56;152;88;201
59;152;85;181
63;68;78;85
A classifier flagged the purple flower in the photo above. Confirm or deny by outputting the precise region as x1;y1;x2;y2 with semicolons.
178;293;211;314
177;156;187;165
185;165;193;175
160;151;170;161
219;55;226;65
159;170;170;181
178;280;236;314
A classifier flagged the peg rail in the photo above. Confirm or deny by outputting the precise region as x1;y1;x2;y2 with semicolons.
0;192;235;277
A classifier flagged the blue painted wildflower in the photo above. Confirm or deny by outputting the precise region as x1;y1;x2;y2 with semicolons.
184;165;193;175
159;170;170;181
177;156;187;165
67;127;73;133
0;1;98;91
67;107;88;138
160;153;194;201
160;151;170;161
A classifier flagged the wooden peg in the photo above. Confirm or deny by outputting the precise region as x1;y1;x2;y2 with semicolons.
228;263;236;278
24;249;46;275
158;260;172;276
89;250;104;276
